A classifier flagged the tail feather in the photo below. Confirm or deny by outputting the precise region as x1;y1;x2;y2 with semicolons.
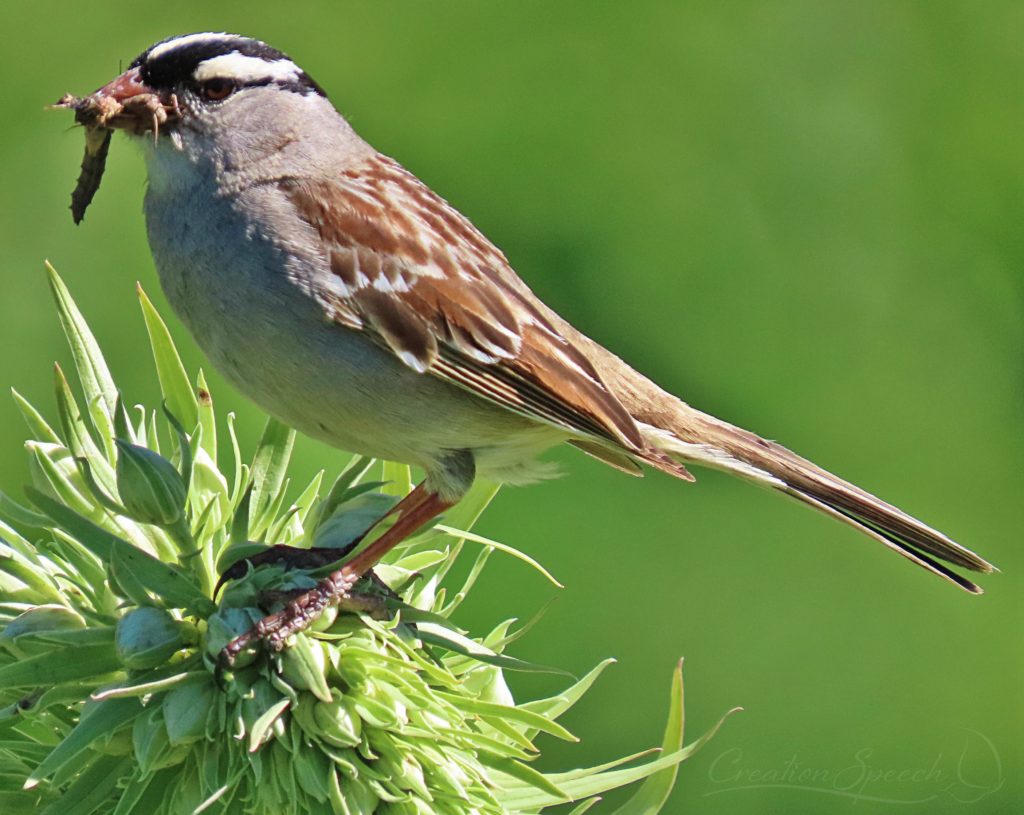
552;322;994;592
640;412;995;593
785;487;984;594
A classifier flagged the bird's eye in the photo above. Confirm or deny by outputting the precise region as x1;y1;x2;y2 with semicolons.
200;78;236;101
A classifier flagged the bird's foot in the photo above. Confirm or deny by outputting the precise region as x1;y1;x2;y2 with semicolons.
214;543;356;597
219;564;392;666
217;482;452;667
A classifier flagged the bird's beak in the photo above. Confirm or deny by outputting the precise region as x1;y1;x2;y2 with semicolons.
93;66;151;104
58;66;178;136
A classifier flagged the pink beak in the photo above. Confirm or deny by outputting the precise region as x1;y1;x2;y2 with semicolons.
92;65;152;103
68;66;177;135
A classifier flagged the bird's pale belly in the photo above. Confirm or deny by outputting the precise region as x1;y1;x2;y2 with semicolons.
146;213;564;482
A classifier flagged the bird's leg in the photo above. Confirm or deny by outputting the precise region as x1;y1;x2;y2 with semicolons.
219;482;452;665
213;490;414;597
214;544;357;598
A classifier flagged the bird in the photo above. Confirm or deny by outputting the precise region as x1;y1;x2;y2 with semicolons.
61;33;992;655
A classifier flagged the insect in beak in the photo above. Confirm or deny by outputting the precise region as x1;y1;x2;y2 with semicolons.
53;67;179;223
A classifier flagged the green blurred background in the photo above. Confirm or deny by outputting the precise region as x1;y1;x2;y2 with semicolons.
1;1;1020;811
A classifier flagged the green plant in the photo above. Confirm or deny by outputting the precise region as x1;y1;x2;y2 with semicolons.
0;264;737;814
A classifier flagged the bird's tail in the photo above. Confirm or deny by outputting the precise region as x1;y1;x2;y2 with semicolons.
640;409;995;593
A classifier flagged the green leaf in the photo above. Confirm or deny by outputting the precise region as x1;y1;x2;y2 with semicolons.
566;798;602;815
0;541;63;603
195;370;217;462
0;490;50;528
247;698;290;753
279;634;332;703
437;544;493;616
609;659;685;815
520;659;616;725
45;262;116;453
502;707;741;809
280;470;324;538
380;460;412;498
0;643;120;688
434;524;563;587
54;364;109;482
0;791;44;815
108;548;155;608
438;479;500;535
25;697;143;788
10;388;62;445
305;456;374;539
161;403;193;494
416;623;571;676
38;754;133;815
114;394;138;445
110;766;178;815
76;456;128;516
436;692;577;743
248;417;295;538
479;753;568;800
26;488;215;616
91;668;205;700
164;680;219;746
27;442;95;518
137;284;199;435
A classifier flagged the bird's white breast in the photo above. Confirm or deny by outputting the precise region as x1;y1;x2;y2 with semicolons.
140;140;566;484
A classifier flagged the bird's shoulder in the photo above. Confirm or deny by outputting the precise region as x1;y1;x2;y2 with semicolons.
274;153;645;451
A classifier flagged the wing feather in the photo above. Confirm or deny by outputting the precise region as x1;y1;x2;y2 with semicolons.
280;155;645;452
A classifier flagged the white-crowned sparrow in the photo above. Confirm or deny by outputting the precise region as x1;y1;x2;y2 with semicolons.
58;33;992;652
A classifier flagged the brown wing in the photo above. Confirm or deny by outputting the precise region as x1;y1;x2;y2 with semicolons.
279;154;646;453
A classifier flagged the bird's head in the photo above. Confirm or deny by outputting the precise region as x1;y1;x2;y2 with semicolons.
76;33;340;160
59;32;369;209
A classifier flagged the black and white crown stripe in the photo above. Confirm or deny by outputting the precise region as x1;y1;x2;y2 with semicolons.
132;33;325;97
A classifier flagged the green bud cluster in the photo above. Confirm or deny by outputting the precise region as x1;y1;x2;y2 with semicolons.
0;266;734;814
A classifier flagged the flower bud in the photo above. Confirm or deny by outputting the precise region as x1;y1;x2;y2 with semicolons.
133;706;189;773
312;689;362;747
115;439;187;526
115;606;186;669
0;605;85;657
279;635;331;701
163;680;217;745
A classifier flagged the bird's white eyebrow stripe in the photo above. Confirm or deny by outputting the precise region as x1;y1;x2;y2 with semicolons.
193;53;301;83
147;32;233;62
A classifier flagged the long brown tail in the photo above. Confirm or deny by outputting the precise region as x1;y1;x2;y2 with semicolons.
646;408;994;593
557;325;995;593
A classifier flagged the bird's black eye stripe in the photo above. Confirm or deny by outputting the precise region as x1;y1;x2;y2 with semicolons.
187;75;323;100
238;77;325;96
133;34;325;97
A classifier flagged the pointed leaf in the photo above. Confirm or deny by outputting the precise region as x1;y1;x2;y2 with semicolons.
380;460;412;498
434;524;562;587
11;388;62;445
0;643;121;688
609;660;685;814
0;491;50;528
480;753;568;799
25;697;142;788
137;284;198;433
248;417;295;537
416;623;570;676
502;707;741;809
38;754;132;815
196;370;217;462
26;488;215;616
45;262;116;449
520;659;616;730
566;798;602;815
